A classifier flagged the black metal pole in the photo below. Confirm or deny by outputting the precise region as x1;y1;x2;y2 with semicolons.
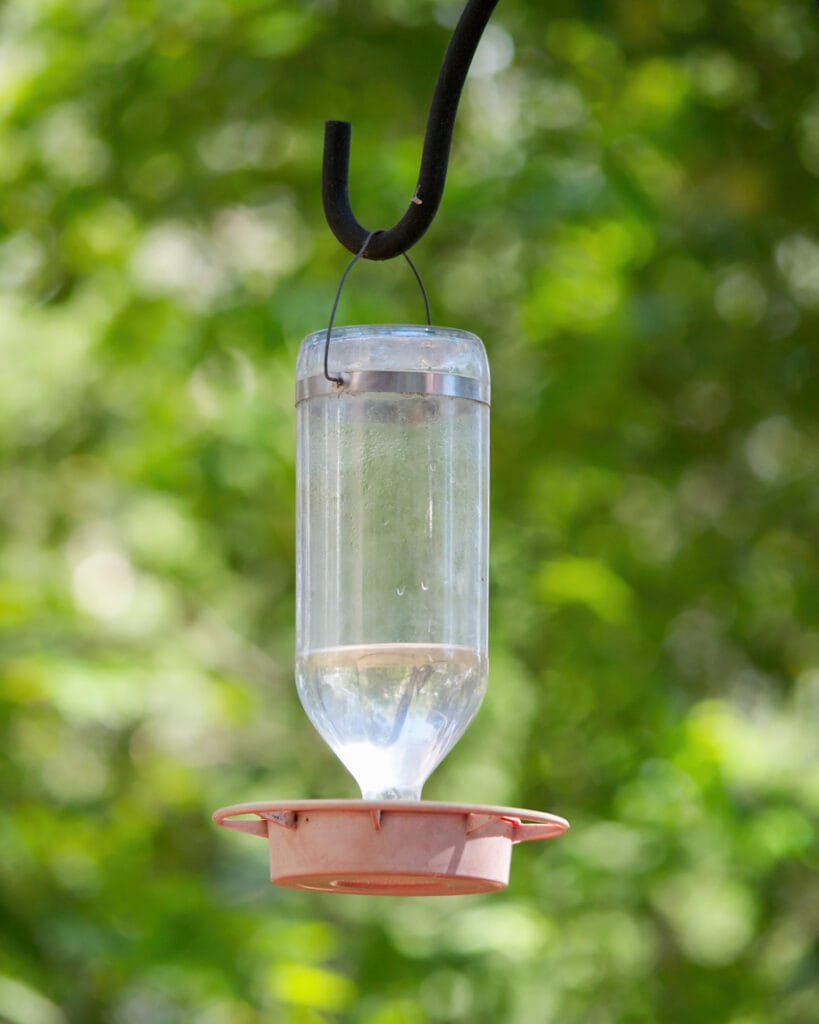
322;0;501;260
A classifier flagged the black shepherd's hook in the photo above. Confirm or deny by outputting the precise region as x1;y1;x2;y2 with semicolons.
322;0;501;261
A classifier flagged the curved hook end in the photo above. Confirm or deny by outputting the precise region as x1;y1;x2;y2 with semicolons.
321;119;434;260
322;120;368;257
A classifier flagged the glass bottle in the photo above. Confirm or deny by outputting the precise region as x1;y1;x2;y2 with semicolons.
295;325;489;800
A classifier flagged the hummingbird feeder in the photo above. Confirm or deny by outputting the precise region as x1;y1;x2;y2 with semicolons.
213;0;568;895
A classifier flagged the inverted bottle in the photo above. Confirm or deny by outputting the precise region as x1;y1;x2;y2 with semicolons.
295;325;490;800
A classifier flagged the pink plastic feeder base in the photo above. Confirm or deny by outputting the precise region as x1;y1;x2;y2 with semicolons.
212;800;569;896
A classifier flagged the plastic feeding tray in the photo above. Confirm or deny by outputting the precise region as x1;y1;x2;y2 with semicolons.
213;799;569;896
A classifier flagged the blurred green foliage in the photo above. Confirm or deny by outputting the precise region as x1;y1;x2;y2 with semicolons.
1;0;818;1021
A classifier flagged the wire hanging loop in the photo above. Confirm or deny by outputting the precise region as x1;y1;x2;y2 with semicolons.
323;231;433;385
322;0;501;261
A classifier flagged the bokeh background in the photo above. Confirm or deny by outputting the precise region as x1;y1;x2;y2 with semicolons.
2;1;818;1021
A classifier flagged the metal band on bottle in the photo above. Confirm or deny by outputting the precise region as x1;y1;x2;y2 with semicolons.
296;370;489;406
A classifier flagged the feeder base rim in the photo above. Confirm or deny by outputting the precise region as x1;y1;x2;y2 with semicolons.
212;798;569;841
